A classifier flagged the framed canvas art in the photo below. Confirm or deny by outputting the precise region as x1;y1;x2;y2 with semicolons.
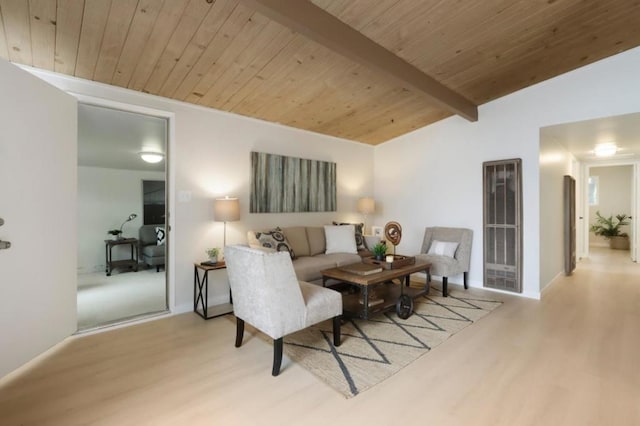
250;151;337;213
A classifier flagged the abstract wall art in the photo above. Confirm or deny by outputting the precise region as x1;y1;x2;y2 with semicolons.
250;151;337;213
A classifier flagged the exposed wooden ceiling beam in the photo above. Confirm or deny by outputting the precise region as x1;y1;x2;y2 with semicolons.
239;0;478;122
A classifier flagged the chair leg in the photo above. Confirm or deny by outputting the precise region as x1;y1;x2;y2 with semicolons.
333;316;341;347
272;337;283;376
464;271;468;289
442;276;448;297
427;271;431;282
156;265;160;272
235;317;245;348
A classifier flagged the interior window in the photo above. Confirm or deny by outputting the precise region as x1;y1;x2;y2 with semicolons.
588;176;599;206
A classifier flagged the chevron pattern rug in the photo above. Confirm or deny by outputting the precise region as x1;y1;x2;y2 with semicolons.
282;285;503;398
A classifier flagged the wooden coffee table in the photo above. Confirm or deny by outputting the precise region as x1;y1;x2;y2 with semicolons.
321;261;431;320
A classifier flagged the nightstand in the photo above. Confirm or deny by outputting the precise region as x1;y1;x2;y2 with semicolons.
193;262;233;319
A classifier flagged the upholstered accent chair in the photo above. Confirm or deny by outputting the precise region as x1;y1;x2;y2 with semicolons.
224;245;342;376
139;224;165;271
416;227;473;297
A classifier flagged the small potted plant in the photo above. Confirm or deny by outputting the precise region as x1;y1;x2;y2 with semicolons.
205;247;220;263
372;242;387;261
590;211;630;250
107;229;122;240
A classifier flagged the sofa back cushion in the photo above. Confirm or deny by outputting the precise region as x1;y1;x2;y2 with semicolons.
281;226;310;257
246;231;264;249
306;227;326;256
140;224;162;246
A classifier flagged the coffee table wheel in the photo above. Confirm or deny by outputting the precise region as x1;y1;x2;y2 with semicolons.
396;294;413;319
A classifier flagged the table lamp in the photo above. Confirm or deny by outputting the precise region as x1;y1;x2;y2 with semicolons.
119;213;137;238
357;197;375;234
214;196;240;249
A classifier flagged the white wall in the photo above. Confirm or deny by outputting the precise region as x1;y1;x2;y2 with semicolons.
0;60;77;377
24;66;374;312
374;46;640;298
588;165;633;246
19;45;640;304
78;166;165;273
538;136;574;290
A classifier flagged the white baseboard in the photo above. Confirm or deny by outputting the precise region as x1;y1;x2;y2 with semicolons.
174;294;231;316
411;272;540;299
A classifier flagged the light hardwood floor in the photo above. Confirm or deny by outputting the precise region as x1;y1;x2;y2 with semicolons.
1;247;639;425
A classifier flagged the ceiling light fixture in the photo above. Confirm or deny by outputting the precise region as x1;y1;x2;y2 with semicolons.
140;152;164;163
594;143;617;157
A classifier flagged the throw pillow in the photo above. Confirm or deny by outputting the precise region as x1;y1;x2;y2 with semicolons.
427;240;459;258
324;225;358;254
333;221;367;250
155;227;165;246
255;228;296;259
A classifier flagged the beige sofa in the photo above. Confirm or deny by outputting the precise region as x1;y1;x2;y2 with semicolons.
247;226;378;284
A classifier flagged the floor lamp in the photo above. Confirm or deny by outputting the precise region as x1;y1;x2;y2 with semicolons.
357;197;375;235
214;197;240;254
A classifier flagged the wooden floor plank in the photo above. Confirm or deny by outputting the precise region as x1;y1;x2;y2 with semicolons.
0;247;639;425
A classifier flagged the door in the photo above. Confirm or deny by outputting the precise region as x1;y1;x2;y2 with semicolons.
564;175;576;274
0;60;77;378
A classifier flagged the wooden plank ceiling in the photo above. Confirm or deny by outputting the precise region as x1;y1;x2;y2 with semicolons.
1;0;639;145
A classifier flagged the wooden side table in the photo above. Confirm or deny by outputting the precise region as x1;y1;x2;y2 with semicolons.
194;262;234;320
104;238;139;276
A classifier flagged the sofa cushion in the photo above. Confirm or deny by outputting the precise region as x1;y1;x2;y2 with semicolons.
142;244;165;258
324;225;357;254
416;253;461;277
246;231;264;249
306;227;326;256
139;224;163;246
427;240;459;258
292;255;341;282
322;253;362;267
155;226;166;246
333;222;367;250
255;228;296;259
282;226;310;257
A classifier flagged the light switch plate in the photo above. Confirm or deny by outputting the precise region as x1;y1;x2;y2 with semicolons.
178;190;192;203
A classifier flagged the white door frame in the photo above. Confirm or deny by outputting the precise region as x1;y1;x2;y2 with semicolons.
583;159;639;262
73;93;177;315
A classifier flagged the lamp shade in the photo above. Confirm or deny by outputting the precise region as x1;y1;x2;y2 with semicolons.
357;197;375;215
214;197;240;222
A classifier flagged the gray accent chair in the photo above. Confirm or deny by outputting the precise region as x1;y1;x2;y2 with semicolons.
225;245;342;376
416;227;473;297
139;224;165;272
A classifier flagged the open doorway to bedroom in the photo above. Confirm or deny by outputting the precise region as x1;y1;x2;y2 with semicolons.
77;103;169;331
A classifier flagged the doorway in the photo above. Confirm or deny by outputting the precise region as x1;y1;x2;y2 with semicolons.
584;163;636;262
77;103;169;331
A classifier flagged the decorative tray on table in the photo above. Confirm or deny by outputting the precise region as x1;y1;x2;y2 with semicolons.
362;255;415;270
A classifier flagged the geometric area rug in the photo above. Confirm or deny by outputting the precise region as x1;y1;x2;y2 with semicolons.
282;286;503;398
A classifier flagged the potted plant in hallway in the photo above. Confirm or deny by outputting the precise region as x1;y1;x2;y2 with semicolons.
590;211;630;250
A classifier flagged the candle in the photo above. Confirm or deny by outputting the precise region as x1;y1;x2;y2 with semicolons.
386;255;394;263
